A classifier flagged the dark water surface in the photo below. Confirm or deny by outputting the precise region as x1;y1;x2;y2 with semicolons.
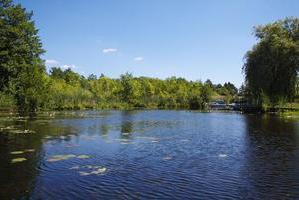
0;110;299;199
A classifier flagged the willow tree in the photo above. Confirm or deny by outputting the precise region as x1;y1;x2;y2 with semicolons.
0;0;46;115
243;18;299;107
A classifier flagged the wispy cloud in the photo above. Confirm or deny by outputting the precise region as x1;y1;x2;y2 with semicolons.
102;48;118;53
134;57;144;62
61;64;76;69
45;59;59;65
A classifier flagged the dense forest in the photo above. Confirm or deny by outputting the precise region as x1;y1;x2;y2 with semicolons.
0;0;298;115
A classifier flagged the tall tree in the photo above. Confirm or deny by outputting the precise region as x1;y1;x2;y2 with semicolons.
0;0;46;114
243;17;299;106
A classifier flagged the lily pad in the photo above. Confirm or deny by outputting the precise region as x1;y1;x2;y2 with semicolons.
65;144;80;148
24;129;35;134
10;151;24;155
113;138;130;142
180;139;189;142
70;165;80;170
11;157;27;163
47;154;76;162
25;149;35;152
79;167;107;176
163;156;173;160
120;142;135;145
77;155;90;159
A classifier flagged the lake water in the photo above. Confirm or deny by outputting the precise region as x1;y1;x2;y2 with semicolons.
0;110;299;199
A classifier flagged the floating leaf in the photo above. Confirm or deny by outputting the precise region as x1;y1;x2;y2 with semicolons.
25;149;35;152
24;129;35;134
11;158;27;163
120;142;135;145
10;151;24;155
65;144;80;148
77;155;90;159
70;165;80;170
113;138;130;142
180;139;189;142
79;172;90;176
163;156;173;160
47;154;76;162
79;167;107;176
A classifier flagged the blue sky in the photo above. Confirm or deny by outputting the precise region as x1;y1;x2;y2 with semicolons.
17;0;299;87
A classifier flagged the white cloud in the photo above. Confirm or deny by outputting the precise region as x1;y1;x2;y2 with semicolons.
45;59;59;65
61;64;76;69
102;48;118;53
134;57;144;62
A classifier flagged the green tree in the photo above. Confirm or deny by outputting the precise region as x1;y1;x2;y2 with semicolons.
243;17;299;107
0;0;46;115
199;84;212;108
120;73;141;106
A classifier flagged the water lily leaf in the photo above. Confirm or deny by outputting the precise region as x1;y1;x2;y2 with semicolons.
163;156;173;160
70;165;80;170
113;139;130;142
120;142;135;145
77;155;90;159
180;139;189;142
10;151;24;155
79;167;107;176
47;154;76;162
79;171;90;176
90;167;107;175
11;158;27;163
25;149;35;152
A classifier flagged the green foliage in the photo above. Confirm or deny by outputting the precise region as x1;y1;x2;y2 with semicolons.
243;17;299;107
41;68;215;110
0;0;45;115
0;91;15;108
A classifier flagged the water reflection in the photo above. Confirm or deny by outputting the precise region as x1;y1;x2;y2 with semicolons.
120;111;134;140
0;120;44;199
241;115;299;199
